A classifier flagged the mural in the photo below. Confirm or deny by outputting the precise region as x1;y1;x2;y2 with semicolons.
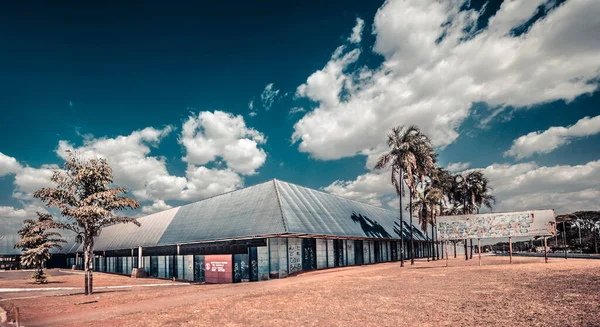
437;210;556;240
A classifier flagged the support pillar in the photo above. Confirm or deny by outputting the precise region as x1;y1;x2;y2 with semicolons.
478;239;481;267
132;246;146;278
445;241;449;267
544;237;548;264
509;237;513;264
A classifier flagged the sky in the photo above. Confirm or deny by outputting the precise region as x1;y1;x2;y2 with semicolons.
1;0;599;237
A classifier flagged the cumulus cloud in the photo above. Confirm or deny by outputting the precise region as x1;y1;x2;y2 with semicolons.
293;0;600;160
323;170;395;207
261;83;280;111
0;152;20;176
141;200;173;214
56;126;176;197
348;18;365;43
446;162;471;173
180;111;267;175
289;107;306;115
0;203;48;236
505;115;600;159
54;110;265;204
469;160;600;214
324;159;600;215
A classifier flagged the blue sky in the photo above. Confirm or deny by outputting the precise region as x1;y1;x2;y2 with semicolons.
1;0;599;236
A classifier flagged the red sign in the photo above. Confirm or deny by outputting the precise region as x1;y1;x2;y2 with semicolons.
204;255;233;284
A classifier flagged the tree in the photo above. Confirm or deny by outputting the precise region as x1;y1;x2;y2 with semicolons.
376;125;435;266
14;213;65;283
410;185;443;262
34;152;140;295
448;170;495;260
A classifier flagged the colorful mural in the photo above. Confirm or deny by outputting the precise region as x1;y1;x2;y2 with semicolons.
437;210;556;240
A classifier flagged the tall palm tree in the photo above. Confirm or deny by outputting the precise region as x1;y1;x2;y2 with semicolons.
375;125;434;266
430;167;453;259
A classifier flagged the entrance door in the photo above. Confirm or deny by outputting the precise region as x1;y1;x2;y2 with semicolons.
333;240;344;267
354;240;364;265
302;239;317;271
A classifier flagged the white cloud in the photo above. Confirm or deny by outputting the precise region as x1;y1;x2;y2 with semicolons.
470;160;600;214
261;83;280;111
293;0;600;160
348;18;365;43
141;200;173;214
55;112;262;204
505;115;600;159
323;170;395;207
446;162;471;173
248;100;254;111
12;165;58;199
179;166;242;201
0;203;48;236
0;152;21;177
324;159;600;215
295;46;360;109
180;111;267;175
56;126;175;197
289;107;306;115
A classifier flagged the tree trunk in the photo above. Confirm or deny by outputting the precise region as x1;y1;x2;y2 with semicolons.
464;240;468;260
409;190;415;265
84;238;89;295
431;222;436;261
87;240;94;295
399;171;404;268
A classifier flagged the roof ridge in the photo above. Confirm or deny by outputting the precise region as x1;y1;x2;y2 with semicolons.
272;179;289;233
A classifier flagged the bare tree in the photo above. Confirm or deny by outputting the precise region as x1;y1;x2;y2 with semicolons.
34;152;140;295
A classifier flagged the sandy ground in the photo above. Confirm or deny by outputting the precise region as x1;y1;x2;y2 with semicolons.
1;255;599;327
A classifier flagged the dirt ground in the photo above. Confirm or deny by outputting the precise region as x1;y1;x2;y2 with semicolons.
1;256;599;327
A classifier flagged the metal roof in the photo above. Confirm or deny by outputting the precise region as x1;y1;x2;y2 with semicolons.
95;207;180;251
158;180;285;245
0;235;22;256
276;180;427;241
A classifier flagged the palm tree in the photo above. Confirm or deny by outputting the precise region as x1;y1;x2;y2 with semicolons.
375;125;435;266
14;213;65;283
455;171;496;259
430;167;453;259
410;186;443;262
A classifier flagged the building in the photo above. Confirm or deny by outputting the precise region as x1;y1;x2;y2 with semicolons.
0;235;21;270
8;180;434;282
